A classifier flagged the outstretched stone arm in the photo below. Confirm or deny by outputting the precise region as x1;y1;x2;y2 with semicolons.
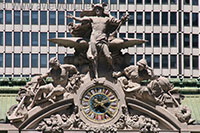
63;64;79;74
109;14;129;25
38;71;50;82
66;14;91;22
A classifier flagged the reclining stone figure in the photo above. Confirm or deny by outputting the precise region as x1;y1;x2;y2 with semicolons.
28;57;78;110
113;59;155;83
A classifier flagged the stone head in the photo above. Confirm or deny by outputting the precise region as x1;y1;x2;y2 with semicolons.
49;57;60;69
137;59;147;71
91;3;107;17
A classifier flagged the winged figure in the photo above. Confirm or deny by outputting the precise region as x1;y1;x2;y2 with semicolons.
49;3;146;78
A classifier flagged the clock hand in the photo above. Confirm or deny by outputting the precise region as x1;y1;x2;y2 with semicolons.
94;98;101;107
101;104;113;118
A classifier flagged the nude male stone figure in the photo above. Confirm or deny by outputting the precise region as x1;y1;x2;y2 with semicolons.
67;4;128;78
28;57;78;110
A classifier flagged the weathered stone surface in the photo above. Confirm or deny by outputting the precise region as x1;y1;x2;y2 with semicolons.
6;3;199;133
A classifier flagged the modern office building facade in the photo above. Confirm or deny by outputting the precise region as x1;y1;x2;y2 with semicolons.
0;0;199;78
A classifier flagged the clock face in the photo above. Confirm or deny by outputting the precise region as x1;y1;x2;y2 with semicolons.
81;86;119;123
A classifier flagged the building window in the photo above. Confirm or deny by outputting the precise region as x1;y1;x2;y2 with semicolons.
120;33;126;38
137;12;143;25
192;0;198;5
170;55;177;68
5;32;12;46
130;55;134;65
58;0;64;3
184;55;190;69
84;0;91;4
0;10;3;24
23;0;29;3
67;11;73;24
184;0;189;4
154;55;160;68
49;0;56;3
184;34;190;48
137;33;143;39
23;11;29;25
14;11;20;24
31;54;38;67
67;0;73;3
110;0;116;4
0;54;3;67
14;53;20;67
75;11;80;17
40;54;47;67
49;11;56;25
40;11;47;25
145;0;151;4
0;32;3;46
170;12;176;25
93;0;100;4
162;0;168;4
6;11;12;24
119;12;126;25
162;12;168;26
14;0;20;2
31;11;38;25
49;32;56;46
192;56;199;69
162;55;168;68
58;11;64;25
128;0;134;4
137;55;143;62
14;32;20;46
5;53;12;67
23;54;29;67
154;0;159;4
145;12;151;25
170;0;176;4
162;33;168;47
128;33;134;38
5;0;12;3
192;13;198;27
102;0;108;4
75;0;82;3
40;0;46;3
128;12;134;25
40;32;47;46
32;0;38;3
170;33;177;47
49;54;56;60
153;33;160;47
58;32;65;37
23;32;29;46
58;54;65;64
145;55;151;67
145;33;151;47
153;12;159;25
184;13;189;26
136;0;142;4
192;34;198;48
31;32;38;46
67;33;72;37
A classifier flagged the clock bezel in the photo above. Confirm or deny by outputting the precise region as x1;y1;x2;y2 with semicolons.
74;78;126;127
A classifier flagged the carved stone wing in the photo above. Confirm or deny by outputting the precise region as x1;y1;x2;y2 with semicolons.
49;37;89;52
49;37;146;53
108;38;147;52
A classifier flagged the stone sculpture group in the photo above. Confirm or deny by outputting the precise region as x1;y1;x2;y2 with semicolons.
7;3;195;133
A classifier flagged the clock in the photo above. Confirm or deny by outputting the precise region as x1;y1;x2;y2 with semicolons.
75;78;126;126
81;85;119;123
